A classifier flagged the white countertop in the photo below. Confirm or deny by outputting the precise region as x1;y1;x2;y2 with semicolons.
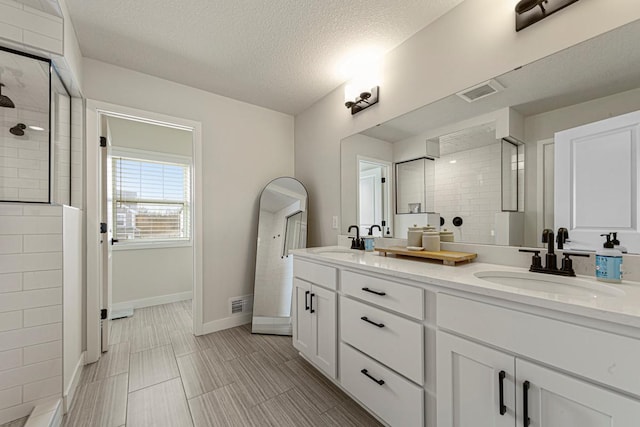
292;246;640;329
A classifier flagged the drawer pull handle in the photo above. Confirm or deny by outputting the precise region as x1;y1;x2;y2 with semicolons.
498;370;506;416
310;293;315;313
523;380;531;427
362;287;386;296
361;369;385;385
361;316;384;328
304;291;310;311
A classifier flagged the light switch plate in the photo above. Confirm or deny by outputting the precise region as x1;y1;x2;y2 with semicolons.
332;216;338;229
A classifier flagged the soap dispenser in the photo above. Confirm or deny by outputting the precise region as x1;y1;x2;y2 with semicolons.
611;232;628;253
596;233;623;283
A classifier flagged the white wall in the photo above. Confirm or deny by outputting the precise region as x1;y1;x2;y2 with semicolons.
0;204;63;424
107;116;194;306
523;87;640;246
83;58;294;325
295;0;640;247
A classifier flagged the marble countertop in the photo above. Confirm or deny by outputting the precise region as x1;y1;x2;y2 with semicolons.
291;246;640;329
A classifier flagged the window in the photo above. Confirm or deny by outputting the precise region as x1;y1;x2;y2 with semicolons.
112;152;191;245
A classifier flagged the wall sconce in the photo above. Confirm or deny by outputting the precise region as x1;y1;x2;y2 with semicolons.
344;85;379;115
515;0;580;32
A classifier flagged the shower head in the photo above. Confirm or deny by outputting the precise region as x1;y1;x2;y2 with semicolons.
10;123;26;136
0;83;15;109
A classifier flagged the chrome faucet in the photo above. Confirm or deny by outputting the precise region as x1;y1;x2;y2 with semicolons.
368;224;382;236
348;225;363;250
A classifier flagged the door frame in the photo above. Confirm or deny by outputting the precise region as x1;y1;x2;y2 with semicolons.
356;155;393;236
536;138;554;243
85;99;204;363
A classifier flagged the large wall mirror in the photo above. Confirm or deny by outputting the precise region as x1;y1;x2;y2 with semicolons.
341;20;640;253
252;177;308;335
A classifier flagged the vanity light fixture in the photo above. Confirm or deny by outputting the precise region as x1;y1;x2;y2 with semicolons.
515;0;580;32
344;86;379;115
28;125;44;131
449;160;457;164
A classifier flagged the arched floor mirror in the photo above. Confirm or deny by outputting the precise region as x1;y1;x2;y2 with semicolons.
252;177;308;335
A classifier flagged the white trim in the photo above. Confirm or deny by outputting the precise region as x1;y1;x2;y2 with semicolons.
536;138;555;242
63;351;85;414
112;291;193;311
200;313;253;336
85;99;204;361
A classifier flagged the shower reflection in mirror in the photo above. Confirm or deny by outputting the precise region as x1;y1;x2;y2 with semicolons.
252;177;308;335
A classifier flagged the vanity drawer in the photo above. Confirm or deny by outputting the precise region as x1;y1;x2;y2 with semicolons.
293;258;337;290
341;270;424;319
340;296;423;384
340;343;424;427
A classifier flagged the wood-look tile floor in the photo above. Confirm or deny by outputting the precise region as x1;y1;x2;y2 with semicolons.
62;301;382;427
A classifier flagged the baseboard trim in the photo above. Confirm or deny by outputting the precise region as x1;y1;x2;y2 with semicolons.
199;313;252;335
112;291;193;312
63;351;85;414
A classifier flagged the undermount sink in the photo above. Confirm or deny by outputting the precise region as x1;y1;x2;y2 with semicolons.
309;247;360;257
474;271;625;298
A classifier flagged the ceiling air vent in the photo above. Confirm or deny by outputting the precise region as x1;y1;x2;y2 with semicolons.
456;79;505;103
229;295;254;316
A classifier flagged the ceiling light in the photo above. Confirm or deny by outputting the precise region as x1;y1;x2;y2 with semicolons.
28;125;44;131
450;160;457;164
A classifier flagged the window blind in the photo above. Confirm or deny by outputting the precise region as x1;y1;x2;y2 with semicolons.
112;156;191;243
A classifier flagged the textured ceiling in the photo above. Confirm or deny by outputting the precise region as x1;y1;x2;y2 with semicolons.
64;0;464;114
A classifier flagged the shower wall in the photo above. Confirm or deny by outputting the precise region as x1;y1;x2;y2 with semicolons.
0;109;50;202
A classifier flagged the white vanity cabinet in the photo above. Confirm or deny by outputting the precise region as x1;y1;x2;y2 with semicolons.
437;294;640;427
292;260;337;379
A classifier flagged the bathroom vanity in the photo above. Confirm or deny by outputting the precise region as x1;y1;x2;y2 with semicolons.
291;247;640;427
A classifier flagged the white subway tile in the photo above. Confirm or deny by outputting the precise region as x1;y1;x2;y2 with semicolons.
0;288;62;313
0;395;57;425
23;30;63;54
0;311;22;332
23;341;61;366
0;386;22;410
18;189;48;202
20;206;61;217
22;235;62;253
0;217;61;235
23;270;61;290
0;236;21;255
0;349;21;372
0;21;21;42
0;205;22;216
23;305;61;328
0;273;21;293
22;376;61;402
0;157;40;169
18;149;48;161
0;358;60;390
0;323;60;352
0;252;62;274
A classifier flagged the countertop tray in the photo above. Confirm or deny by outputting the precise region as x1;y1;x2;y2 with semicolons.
375;246;477;266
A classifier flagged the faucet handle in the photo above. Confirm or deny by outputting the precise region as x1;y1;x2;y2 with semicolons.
519;249;542;270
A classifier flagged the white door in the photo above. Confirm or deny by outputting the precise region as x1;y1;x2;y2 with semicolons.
516;358;640;427
100;138;112;352
311;285;336;378
292;279;312;356
555;110;640;251
437;331;516;427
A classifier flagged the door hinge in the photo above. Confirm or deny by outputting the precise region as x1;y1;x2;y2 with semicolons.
100;309;107;320
100;222;107;233
381;220;386;226
381;177;386;183
99;136;107;147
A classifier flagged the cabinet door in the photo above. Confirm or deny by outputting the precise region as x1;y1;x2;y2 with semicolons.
292;279;312;356
516;359;640;427
437;331;515;427
311;285;337;378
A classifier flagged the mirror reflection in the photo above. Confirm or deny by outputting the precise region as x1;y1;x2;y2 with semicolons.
341;20;640;252
252;177;308;335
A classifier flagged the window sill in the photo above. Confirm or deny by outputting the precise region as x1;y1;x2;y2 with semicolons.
112;240;193;251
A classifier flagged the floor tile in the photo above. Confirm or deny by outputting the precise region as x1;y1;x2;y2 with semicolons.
170;330;209;357
129;344;179;392
63;373;128;427
130;324;170;353
188;383;253;427
319;399;383;426
0;417;27;427
81;341;130;383
127;378;193;427
227;351;294;407
248;387;322;427
283;357;347;413
204;328;259;362
177;350;232;399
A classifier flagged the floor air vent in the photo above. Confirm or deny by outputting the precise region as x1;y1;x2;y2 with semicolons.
456;79;504;103
229;295;253;316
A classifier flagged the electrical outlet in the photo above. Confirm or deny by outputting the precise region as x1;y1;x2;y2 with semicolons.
332;216;339;229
